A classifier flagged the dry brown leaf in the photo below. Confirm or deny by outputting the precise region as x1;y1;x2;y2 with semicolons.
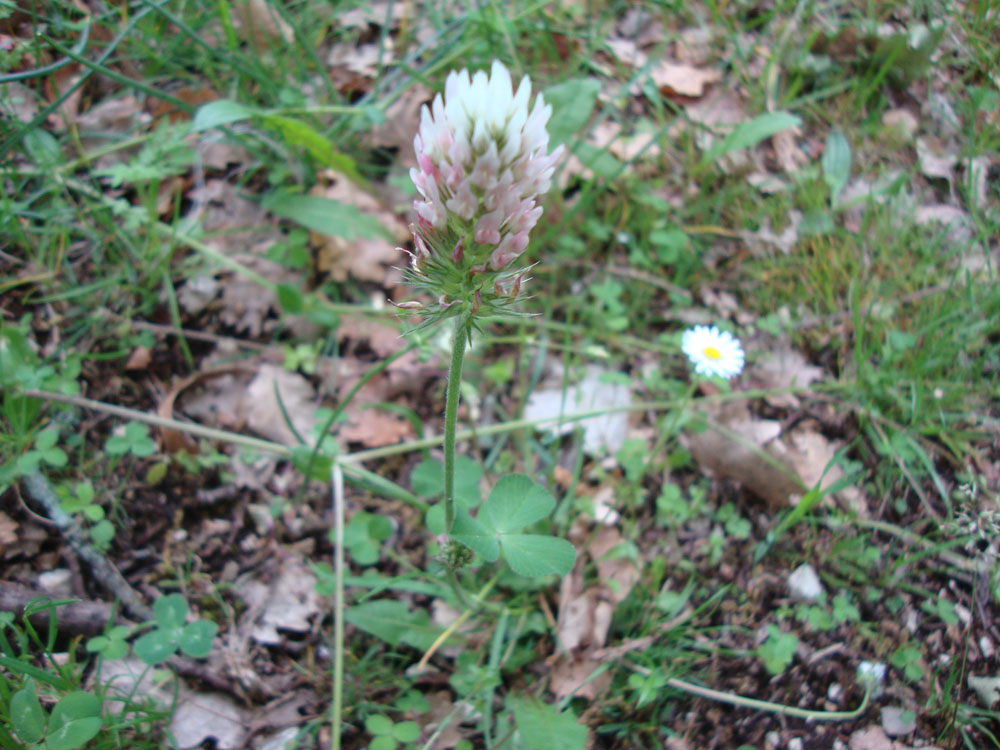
231;0;294;46
312;176;408;284
882;108;919;138
244;364;318;446
239;557;320;646
336;315;408;359
748;345;825;408
419;691;466;749
370;83;433;156
673;27;714;66
124;346;152;371
339;407;413;447
327;41;385;77
772;127;806;173
650;60;721;98
605;36;647;67
687;403;863;512
1;82;38;124
849;726;942;750
0;512;18;546
588;527;640;605
171;693;246;750
549;656;613;702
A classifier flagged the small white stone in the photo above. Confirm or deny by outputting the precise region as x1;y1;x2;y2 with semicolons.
833;741;846;750
954;602;971;626
905;608;918;634
765;730;782;749
881;705;916;736
258;727;300;750
980;636;995;659
788;564;824;601
827;682;843;702
37;569;73;597
788;739;803;750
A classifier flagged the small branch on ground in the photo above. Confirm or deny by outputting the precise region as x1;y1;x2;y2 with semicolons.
21;472;154;622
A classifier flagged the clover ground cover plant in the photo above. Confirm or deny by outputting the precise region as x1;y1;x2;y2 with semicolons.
2;3;999;749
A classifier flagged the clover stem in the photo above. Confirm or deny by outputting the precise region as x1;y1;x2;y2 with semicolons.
443;314;469;535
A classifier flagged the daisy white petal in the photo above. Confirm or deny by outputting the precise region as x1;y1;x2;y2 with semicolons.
682;325;745;378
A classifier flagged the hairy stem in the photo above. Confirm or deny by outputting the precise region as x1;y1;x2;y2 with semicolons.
443;316;469;535
330;464;346;750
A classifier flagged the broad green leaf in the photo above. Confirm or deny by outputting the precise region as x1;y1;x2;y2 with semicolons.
262;193;390;241
45;717;104;750
49;692;100;728
178;620;218;658
260;115;360;180
543;78;601;147
701;111;801;164
11;681;46;744
511;698;586;750
133;630;178;665
276;283;305;313
393;721;420;742
424;504;445;535
450;509;499;562
822;130;851;202
500;535;576;578
365;714;394;735
482;475;555;534
35;428;60;451
370;736;396;750
344;600;440;650
192;100;255;131
572;142;622;178
153;594;188;630
410;456;483;507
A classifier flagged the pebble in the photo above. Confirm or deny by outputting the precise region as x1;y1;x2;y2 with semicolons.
788;564;824;601
765;730;782;749
881;705;917;736
788;739;803;750
981;636;995;659
827;682;843;702
37;569;73;597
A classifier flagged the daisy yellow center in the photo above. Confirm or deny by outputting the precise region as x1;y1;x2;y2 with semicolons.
703;345;722;361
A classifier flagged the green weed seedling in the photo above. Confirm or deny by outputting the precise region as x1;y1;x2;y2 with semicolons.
85;625;131;662
56;480;115;551
364;714;421;750
9;681;104;750
103;422;156;459
450;475;575;578
132;594;217;665
757;625;799;676
339;511;393;566
890;644;925;683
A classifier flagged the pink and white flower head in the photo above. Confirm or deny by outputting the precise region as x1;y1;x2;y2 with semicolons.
405;60;563;320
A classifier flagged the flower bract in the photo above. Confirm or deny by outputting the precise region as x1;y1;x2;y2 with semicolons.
682;325;744;378
402;60;563;324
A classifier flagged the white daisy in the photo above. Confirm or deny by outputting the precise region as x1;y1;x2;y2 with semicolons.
682;325;744;378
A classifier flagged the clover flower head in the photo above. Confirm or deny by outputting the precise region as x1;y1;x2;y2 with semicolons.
682;325;744;379
403;60;563;323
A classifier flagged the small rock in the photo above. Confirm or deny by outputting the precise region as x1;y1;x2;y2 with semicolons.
765;730;782;749
881;108;918;138
258;726;299;750
788;564;824;601
827;682;843;702
37;569;73;597
980;636;995;660
788;739;803;750
880;706;916;736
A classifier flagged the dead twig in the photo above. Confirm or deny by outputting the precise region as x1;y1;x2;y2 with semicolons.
21;472;154;622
